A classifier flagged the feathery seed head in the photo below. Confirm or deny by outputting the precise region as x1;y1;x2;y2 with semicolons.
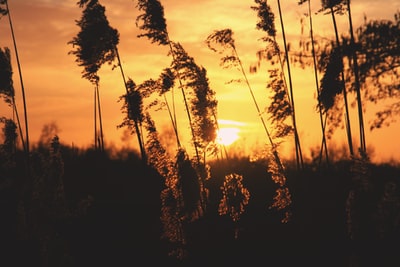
0;47;14;104
252;0;276;37
136;0;169;45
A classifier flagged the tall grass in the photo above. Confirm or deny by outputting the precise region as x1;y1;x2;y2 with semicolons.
206;28;292;223
298;0;330;165
0;47;25;152
319;0;354;156
275;0;304;170
0;1;29;159
69;0;120;152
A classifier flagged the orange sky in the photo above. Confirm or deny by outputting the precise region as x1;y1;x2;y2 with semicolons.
0;0;399;163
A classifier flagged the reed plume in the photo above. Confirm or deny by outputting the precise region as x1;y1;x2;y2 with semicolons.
318;0;354;156
0;0;30;156
251;0;303;169
143;114;196;260
218;173;250;239
206;28;292;223
69;0;119;151
136;1;219;220
136;0;219;166
0;47;25;151
297;0;330;165
354;12;400;132
118;78;146;156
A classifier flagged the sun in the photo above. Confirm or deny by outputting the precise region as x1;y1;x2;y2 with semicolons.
216;127;240;146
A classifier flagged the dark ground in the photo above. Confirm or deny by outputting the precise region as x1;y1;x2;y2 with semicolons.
1;149;400;266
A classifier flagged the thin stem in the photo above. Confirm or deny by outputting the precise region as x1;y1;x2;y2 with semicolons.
6;1;29;155
347;0;366;155
168;40;200;164
276;0;303;170
115;47;147;162
307;0;329;165
330;7;354;156
96;82;105;151
94;85;98;150
232;46;285;172
12;96;25;152
163;94;181;147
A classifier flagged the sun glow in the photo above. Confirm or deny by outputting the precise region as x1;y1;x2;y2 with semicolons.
216;127;240;146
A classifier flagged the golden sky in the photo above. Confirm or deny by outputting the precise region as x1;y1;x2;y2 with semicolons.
0;0;399;163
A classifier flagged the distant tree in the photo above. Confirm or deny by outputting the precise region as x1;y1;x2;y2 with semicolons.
37;122;60;149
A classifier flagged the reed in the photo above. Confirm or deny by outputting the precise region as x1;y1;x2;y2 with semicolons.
318;0;354;156
206;28;292;223
69;0;120;152
1;0;30;156
298;0;330;166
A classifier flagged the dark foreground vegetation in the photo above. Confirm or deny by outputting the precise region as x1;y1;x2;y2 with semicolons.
1;142;399;267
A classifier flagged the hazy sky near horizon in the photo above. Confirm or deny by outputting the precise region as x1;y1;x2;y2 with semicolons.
0;0;399;163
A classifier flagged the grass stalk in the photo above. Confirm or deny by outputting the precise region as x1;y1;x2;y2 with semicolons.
329;4;354;156
5;1;29;156
305;0;330;165
276;0;304;170
346;0;366;155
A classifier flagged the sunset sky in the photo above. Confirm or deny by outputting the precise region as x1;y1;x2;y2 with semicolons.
0;0;399;163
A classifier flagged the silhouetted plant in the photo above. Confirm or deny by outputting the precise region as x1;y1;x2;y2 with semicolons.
143;114;189;260
345;0;367;155
297;0;330;165
136;0;219;167
135;0;168;45
118;78;147;158
218;173;250;239
251;2;294;142
0;117;16;155
136;1;219;220
318;0;354;156
353;12;400;131
375;181;400;239
267;150;292;224
318;45;344;111
346;151;373;241
274;0;304;169
170;42;219;160
14;135;70;266
0;47;13;105
0;47;25;151
206;28;276;144
0;1;30;156
0;118;18;182
170;45;218;211
0;0;7;16
69;0;119;151
206;28;292;223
